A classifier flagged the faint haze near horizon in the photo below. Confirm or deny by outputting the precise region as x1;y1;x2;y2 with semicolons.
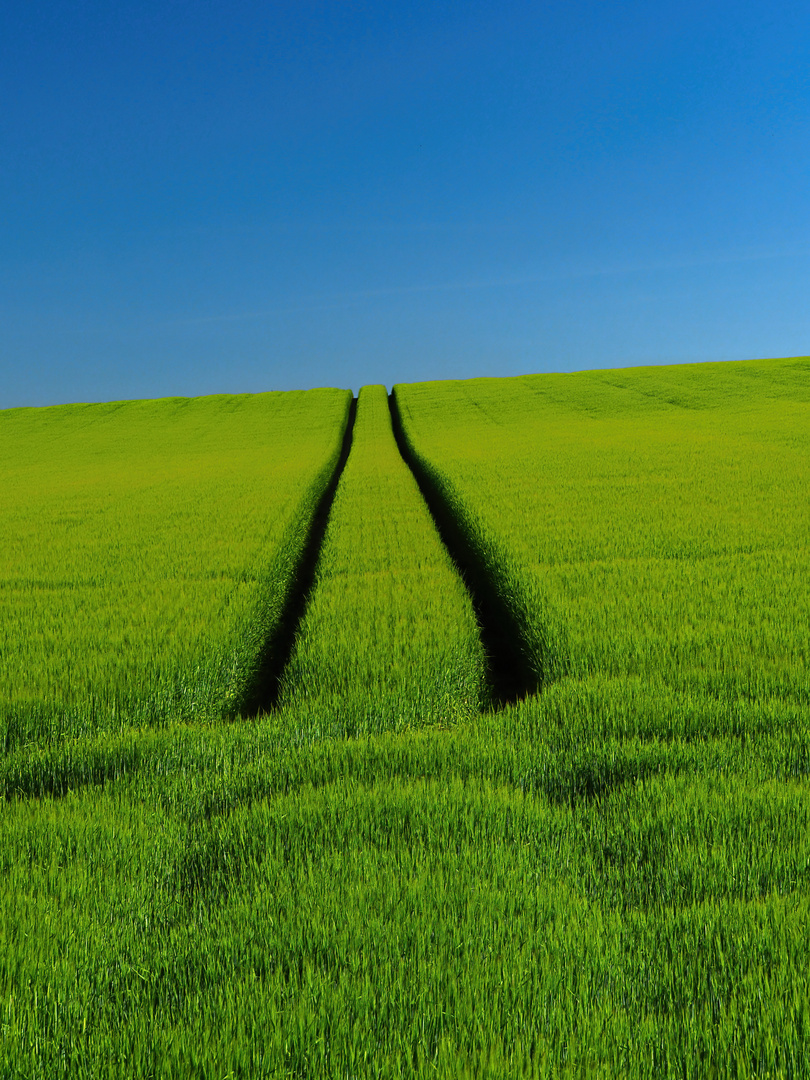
1;0;809;408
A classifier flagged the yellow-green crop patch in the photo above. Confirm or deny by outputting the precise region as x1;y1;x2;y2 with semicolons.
0;389;351;747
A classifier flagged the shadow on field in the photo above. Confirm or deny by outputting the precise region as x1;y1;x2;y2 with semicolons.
388;392;539;707
243;396;358;716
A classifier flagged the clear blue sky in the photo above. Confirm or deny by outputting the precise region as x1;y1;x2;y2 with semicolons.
2;0;809;406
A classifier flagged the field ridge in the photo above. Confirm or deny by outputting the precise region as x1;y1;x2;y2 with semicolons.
276;384;486;732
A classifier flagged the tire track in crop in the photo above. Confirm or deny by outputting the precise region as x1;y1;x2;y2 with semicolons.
388;392;538;706
245;396;358;715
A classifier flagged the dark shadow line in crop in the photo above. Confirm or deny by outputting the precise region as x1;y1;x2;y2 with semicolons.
388;391;538;708
243;396;358;716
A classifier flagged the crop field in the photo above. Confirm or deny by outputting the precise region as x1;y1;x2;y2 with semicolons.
1;359;809;1078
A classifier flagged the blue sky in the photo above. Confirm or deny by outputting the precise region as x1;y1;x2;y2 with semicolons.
2;0;809;405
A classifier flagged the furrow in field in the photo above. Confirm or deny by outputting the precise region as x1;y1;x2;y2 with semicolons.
243;396;358;715
276;384;486;733
389;390;542;704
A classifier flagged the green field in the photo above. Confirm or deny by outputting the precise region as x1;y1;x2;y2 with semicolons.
1;360;809;1077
